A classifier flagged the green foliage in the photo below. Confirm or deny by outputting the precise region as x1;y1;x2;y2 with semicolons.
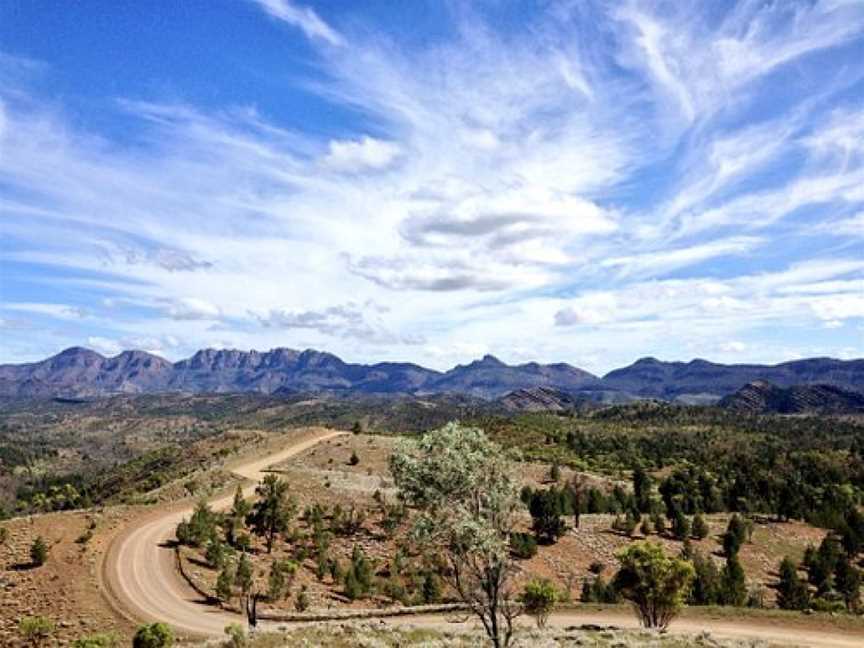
776;556;810;611
835;555;861;612
549;462;561;483
421;570;442;603
390;422;522;648
527;487;568;544
205;539;232;569
632;466;653;513
0;525;9;545
235;553;253;595
18;616;55;647
132;623;173;648
688;550;721;606
521;578;558;629
223;485;251;548
581;574;619;604
247;474;296;553
30;536;48;566
651;512;667;536
344;544;374;600
719;555;748;607
671;509;691;540
176;500;217;547
295;584;310;612
509;531;538;559
639;516;653;536
613;541;695;630
268;559;297;600
71;632;119;648
223;624;246;648
691;513;709;540
809;536;843;594
216;561;236;603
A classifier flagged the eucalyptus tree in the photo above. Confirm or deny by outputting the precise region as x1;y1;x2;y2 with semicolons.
390;422;522;648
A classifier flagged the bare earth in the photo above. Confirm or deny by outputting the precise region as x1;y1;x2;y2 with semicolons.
99;427;348;636
98;428;864;647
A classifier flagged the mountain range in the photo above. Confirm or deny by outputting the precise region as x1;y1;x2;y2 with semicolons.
0;346;862;402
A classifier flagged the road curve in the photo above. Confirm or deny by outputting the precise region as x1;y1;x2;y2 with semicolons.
100;428;348;637
100;428;864;646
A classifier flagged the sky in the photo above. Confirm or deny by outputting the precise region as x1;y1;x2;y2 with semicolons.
0;0;862;374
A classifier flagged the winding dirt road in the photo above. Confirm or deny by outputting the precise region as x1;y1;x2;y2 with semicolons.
101;428;348;637
100;427;864;646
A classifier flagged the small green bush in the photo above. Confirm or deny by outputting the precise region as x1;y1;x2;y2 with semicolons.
510;531;538;559
521;578;558;628
19;616;54;647
71;632;119;648
30;536;48;566
132;623;173;648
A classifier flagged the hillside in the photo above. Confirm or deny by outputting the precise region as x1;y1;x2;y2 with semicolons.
719;380;864;415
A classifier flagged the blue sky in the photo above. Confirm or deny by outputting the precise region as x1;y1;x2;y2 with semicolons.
0;0;862;373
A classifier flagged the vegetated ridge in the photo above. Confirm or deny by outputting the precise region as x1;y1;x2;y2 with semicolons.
0;346;862;402
719;380;864;414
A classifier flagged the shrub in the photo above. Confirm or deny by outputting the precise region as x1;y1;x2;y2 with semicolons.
691;514;709;540
206;540;231;569
0;525;9;545
268;559;297;600
671;510;690;540
216;562;236;604
223;624;246;648
133;623;173;648
521;579;558;629
688;550;720;606
640;516;653;536
422;570;442;603
30;536;48;566
295;585;310;611
651;512;667;536
349;451;360;466
510;532;538;559
719;555;747;607
234;553;253;595
613;541;695;630
776;557;810;611
19;616;54;647
72;633;119;648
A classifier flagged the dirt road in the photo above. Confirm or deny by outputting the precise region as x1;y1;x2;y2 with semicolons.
100;427;864;646
100;428;348;636
404;610;864;648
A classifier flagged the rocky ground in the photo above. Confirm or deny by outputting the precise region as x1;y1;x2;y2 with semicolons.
0;508;137;646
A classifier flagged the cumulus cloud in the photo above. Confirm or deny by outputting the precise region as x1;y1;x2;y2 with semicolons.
322;136;401;173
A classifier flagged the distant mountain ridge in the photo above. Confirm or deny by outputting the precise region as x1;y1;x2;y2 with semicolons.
0;346;862;402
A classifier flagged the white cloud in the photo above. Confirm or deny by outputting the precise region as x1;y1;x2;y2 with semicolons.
251;0;344;46
166;298;221;321
1;2;863;370
322;136;401;173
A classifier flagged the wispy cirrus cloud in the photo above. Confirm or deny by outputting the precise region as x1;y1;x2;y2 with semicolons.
251;0;344;47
